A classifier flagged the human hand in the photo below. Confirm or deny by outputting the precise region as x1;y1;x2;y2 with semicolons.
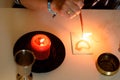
19;0;84;18
52;0;84;19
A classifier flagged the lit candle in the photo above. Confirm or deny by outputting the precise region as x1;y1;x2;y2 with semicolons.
31;34;51;60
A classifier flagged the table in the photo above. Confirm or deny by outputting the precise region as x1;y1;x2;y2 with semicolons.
0;8;120;80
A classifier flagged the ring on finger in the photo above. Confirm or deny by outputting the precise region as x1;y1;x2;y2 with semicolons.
66;9;74;15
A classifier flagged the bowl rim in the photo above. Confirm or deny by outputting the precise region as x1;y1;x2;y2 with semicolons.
96;53;120;76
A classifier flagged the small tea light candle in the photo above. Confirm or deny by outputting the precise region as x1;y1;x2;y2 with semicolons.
31;34;51;60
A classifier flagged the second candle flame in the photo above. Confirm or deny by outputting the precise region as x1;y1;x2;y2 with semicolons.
39;38;45;46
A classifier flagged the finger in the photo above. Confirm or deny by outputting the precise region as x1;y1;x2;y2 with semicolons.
60;5;75;18
68;0;82;16
54;0;83;19
63;0;81;19
73;0;84;9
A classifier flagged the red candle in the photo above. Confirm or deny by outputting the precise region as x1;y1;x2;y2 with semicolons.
31;34;51;60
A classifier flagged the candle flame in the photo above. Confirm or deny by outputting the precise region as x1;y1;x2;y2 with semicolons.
81;33;92;41
40;38;45;43
39;38;45;46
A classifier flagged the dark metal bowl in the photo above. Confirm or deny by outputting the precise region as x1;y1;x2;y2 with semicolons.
96;53;120;76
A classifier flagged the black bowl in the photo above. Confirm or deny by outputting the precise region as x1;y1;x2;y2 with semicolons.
13;31;66;73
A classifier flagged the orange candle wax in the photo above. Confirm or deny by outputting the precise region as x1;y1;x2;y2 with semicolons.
31;34;51;60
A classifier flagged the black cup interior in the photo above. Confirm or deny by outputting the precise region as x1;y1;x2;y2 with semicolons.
15;50;34;66
97;53;120;72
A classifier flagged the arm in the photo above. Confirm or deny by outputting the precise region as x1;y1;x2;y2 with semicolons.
20;0;48;10
19;0;84;18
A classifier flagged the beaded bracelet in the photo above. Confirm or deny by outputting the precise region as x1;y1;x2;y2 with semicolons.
15;0;56;17
15;0;21;5
48;0;56;18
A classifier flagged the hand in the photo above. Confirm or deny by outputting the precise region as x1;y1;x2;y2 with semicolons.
20;0;84;19
52;0;84;19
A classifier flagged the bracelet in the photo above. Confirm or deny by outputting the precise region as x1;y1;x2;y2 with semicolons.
15;0;21;5
48;0;56;18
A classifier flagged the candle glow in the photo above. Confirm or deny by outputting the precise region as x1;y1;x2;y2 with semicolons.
70;32;94;55
81;33;92;42
75;32;92;51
